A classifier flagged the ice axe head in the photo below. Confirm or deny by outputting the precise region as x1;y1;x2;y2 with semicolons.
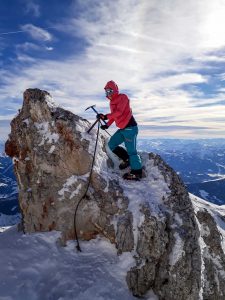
85;105;96;113
85;104;108;130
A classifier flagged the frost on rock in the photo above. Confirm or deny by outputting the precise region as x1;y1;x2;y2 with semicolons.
58;174;88;201
44;94;57;109
35;122;59;146
5;88;225;300
192;195;225;300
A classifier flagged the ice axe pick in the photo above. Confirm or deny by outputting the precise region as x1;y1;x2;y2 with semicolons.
85;105;107;133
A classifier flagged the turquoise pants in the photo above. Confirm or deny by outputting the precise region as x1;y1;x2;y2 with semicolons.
108;126;142;170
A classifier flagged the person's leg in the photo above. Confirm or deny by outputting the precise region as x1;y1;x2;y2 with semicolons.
108;130;129;161
122;126;142;171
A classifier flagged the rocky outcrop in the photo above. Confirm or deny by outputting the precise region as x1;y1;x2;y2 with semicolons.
192;195;225;300
126;154;201;299
5;89;225;299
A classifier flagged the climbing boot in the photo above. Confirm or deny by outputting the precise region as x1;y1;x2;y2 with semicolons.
112;146;129;161
123;169;142;181
119;159;130;170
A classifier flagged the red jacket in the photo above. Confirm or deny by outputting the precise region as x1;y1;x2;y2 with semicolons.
104;81;132;129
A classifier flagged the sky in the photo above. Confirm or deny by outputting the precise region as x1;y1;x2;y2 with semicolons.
0;0;225;141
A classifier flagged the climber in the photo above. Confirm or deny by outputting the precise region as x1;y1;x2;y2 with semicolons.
97;80;142;180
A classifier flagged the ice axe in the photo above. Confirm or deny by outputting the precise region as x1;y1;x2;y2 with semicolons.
85;104;98;115
85;105;107;133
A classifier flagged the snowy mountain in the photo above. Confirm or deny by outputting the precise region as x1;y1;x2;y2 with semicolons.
0;141;5;153
1;193;225;300
138;139;225;205
1;137;224;228
0;142;20;226
2;88;225;299
188;179;225;205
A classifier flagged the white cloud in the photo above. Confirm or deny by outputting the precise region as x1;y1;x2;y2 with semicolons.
218;88;225;92
16;54;37;62
195;54;225;62
219;73;225;81
21;24;52;42
46;47;54;51
15;42;54;58
0;114;16;121
1;0;225;140
0;119;12;142
24;0;40;17
16;42;41;51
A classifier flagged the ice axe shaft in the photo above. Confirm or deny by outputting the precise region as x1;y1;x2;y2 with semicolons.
87;119;99;134
85;105;107;125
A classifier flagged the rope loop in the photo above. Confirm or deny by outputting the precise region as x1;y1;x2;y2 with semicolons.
73;120;101;252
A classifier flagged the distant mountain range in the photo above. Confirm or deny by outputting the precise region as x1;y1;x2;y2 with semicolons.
138;138;225;205
1;138;225;226
0;142;20;226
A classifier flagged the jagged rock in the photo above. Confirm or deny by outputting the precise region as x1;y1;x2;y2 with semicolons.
193;196;225;300
126;154;201;299
5;89;131;247
5;88;225;299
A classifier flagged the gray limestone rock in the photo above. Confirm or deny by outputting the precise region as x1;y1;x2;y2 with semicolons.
5;88;225;299
195;206;225;300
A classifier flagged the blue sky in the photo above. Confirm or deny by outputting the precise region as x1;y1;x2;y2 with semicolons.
0;0;225;141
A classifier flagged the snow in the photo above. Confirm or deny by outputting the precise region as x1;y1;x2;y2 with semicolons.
174;213;183;226
45;94;57;109
199;190;209;199
119;153;170;249
76;119;99;154
48;145;55;154
35;122;59;146
75;119;90;135
69;183;82;199
58;174;88;201
191;193;225;252
0;213;21;227
169;232;184;266
191;193;225;299
23;118;29;126
77;137;171;252
5;105;221;299
11;206;17;212
0;118;165;299
193;211;207;300
0;227;157;300
78;120;109;171
0;226;11;233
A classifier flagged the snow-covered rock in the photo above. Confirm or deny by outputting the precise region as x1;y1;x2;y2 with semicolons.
4;89;225;299
0;147;19;226
0;212;20;226
191;194;225;300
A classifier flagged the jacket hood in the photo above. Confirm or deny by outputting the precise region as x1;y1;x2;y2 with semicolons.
104;81;119;99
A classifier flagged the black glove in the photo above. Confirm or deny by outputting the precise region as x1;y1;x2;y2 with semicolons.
96;113;107;120
100;124;109;130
